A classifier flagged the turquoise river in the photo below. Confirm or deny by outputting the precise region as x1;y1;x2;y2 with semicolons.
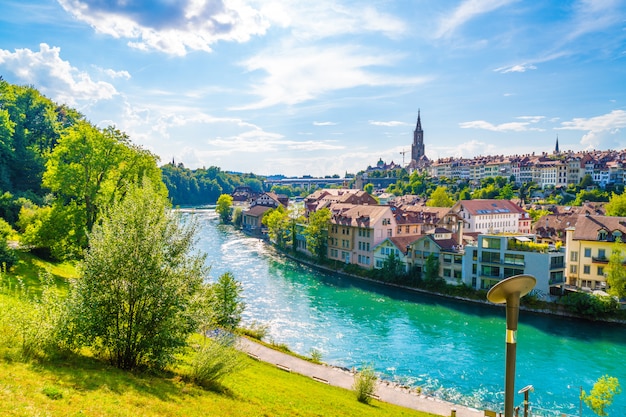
189;209;626;416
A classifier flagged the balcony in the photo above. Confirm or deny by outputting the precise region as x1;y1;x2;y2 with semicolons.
591;256;609;264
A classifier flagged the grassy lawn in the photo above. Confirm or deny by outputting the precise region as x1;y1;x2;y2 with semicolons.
0;252;438;417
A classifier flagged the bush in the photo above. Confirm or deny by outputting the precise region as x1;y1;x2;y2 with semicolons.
186;336;247;388
237;321;269;341
353;364;377;403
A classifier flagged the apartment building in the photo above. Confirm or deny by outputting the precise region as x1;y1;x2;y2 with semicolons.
565;214;626;291
327;204;396;268
462;234;565;299
450;199;525;234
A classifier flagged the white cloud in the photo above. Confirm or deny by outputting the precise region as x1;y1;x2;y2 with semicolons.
494;63;537;73
459;119;544;132
267;1;407;41
369;120;409;127
558;110;626;132
313;121;337;126
57;0;270;56
436;0;516;39
0;43;118;105
236;44;429;109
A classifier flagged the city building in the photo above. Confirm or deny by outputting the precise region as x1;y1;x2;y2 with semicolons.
450;199;525;234
462;233;565;299
565;213;626;291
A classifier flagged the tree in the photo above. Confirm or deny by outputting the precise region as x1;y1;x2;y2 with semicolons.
209;272;245;331
582;375;621;417
605;192;626;216
216;194;233;223
303;208;331;260
39;121;164;259
427;186;454;207
424;253;440;281
363;183;374;194
262;206;291;248
67;180;208;370
606;240;626;300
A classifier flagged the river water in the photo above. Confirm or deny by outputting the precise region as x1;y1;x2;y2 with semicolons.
189;209;626;416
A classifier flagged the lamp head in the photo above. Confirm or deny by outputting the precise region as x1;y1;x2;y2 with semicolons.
487;274;537;304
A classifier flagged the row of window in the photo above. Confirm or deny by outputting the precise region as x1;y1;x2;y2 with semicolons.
570;264;605;276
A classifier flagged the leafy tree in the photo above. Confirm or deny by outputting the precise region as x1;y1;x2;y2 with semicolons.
232;207;243;228
498;182;514;200
606;240;626;300
66;181;208;370
582;375;621;417
424;253;440;281
216;194;233;223
262;206;290;248
37;122;163;258
209;272;245;331
579;174;595;189
363;183;374;194
427;186;454;207
303;207;331;260
381;251;405;281
605;192;626;216
516;182;537;206
574;189;609;206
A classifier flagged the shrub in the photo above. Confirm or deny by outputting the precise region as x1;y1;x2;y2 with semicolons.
310;348;323;364
186;336;247;388
353;364;377;403
238;321;269;341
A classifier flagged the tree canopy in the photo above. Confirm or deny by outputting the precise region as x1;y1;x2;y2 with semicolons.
67;180;208;370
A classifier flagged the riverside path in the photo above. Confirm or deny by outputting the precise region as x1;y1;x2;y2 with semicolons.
238;337;483;417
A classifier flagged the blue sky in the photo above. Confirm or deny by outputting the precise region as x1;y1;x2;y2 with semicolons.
1;0;625;177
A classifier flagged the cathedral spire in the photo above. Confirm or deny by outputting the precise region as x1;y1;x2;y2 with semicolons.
412;109;425;162
555;135;560;154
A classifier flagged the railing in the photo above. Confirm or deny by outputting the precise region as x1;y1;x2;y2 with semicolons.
591;256;609;264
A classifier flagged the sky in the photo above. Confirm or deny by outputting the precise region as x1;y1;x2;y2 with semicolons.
0;0;625;177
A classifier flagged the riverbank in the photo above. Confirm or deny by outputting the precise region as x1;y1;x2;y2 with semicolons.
271;245;626;325
238;337;483;417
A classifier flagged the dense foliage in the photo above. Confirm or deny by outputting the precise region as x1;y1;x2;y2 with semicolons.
161;163;264;206
67;181;208;370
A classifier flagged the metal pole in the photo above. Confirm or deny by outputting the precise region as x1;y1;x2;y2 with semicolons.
579;385;583;417
487;275;536;417
504;293;520;417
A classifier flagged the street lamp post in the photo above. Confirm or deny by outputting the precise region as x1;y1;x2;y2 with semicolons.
487;275;536;417
518;385;534;417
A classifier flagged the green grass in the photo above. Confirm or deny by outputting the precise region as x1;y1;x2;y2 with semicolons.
0;252;438;417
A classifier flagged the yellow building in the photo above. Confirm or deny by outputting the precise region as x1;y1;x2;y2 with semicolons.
565;214;626;291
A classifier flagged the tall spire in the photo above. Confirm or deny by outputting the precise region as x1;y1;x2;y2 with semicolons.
555;135;560;154
412;109;425;162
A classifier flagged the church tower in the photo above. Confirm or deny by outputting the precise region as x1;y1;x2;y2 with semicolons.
411;110;425;162
554;135;560;154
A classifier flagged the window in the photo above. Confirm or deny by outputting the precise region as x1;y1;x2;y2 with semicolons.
597;266;605;276
481;251;500;263
584;248;592;258
424;240;430;249
583;265;590;274
482;237;501;249
598;230;607;241
570;251;578;262
598;249;606;259
504;253;524;265
387;229;392;237
570;265;577;273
